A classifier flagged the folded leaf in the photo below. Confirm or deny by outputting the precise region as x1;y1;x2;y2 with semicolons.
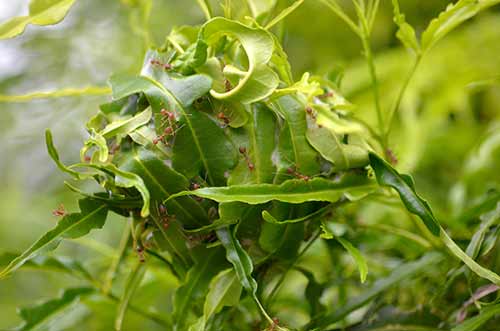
201;17;279;104
0;199;108;279
119;148;209;227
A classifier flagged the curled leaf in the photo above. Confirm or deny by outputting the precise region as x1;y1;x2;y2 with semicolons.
201;17;279;104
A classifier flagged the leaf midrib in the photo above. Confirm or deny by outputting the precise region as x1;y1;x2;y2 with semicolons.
144;76;214;185
133;154;204;226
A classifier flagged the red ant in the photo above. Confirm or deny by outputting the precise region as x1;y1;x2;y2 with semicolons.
52;204;66;217
160;108;175;121
158;204;174;229
109;143;120;155
191;183;200;190
153;109;179;145
136;245;146;263
83;155;91;162
217;112;230;125
386;148;398;165
225;79;232;92
239;146;255;171
305;106;317;120
150;59;172;70
319;91;334;99
287;166;310;181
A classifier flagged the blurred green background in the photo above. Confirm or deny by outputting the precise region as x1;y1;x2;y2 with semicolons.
1;0;499;329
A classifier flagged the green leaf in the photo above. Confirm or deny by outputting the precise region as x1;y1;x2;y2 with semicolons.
440;228;500;285
391;0;420;54
172;108;238;186
369;152;440;236
201;17;279;104
0;253;92;281
167;175;374;205
0;199;108;279
270;95;320;178
306;253;443;330
119;148;209;228
320;225;368;283
452;303;500;331
228;103;277;185
421;0;500;52
369;153;500;285
73;162;151;217
15;287;94;331
46;129;86;180
188;268;243;331
216;226;271;322
128;126;171;159
115;261;147;331
0;0;77;40
306;115;369;171
0;86;111;103
336;237;368;283
100;107;152;139
173;247;228;330
109;72;237;186
465;205;500;259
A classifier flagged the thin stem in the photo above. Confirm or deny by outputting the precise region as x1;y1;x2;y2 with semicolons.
224;0;232;19
384;55;422;138
360;33;385;148
264;0;305;30
102;224;131;294
319;0;362;36
196;0;212;20
266;230;321;308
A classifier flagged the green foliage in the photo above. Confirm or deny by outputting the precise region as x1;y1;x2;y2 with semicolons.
2;1;500;331
0;0;78;39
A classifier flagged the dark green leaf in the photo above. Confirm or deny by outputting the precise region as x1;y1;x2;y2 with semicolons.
119;147;209;227
369;152;440;236
173;247;228;330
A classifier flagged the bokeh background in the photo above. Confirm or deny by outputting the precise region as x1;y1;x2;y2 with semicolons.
1;0;499;329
